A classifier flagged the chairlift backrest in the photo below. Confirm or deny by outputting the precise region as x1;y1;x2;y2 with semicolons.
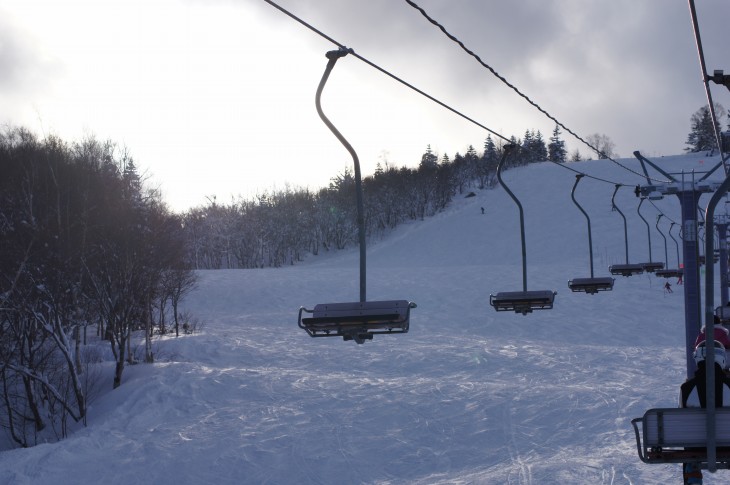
632;407;730;466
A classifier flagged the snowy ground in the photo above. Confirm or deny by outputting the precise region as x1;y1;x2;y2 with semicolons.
1;153;727;484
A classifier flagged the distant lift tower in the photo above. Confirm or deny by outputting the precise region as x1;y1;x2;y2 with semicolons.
634;151;722;378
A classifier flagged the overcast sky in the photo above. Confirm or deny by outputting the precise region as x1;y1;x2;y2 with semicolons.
2;0;729;211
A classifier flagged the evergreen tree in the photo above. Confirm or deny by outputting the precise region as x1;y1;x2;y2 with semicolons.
419;144;438;170
533;130;547;161
483;135;497;163
685;105;723;152
548;125;567;163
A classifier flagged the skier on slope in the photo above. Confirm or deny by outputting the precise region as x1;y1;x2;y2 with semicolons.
679;340;730;484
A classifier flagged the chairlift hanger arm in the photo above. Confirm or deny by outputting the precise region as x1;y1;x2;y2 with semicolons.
314;47;367;302
571;174;595;278
612;185;631;264
496;144;527;292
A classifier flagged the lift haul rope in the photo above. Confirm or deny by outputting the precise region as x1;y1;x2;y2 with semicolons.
402;0;674;185
262;0;680;188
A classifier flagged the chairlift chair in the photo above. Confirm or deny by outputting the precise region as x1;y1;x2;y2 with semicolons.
608;185;645;277
489;290;556;315
297;47;415;344
632;408;730;468
298;300;416;344
566;174;615;294
609;263;646;277
489;144;556;314
656;268;684;279
567;277;615;294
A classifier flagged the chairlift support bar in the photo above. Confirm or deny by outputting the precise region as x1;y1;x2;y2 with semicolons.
489;145;556;313
636;197;664;272
655;222;684;278
656;214;669;270
567;174;614;294
315;47;366;302
655;215;682;278
498;144;527;292
609;185;644;277
299;48;416;344
670;222;682;269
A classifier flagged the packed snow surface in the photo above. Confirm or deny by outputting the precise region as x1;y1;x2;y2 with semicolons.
2;153;728;483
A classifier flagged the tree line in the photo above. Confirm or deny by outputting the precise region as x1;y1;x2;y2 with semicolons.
2;100;713;447
180;126;576;270
0;127;196;448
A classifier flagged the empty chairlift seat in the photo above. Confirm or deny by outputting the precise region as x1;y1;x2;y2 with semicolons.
632;407;730;467
568;277;615;294
656;268;683;279
298;300;416;344
641;262;665;273
489;290;556;315
609;263;645;277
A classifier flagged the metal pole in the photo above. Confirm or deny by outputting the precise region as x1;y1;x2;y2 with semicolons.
656;215;669;269
702;171;730;473
637;198;653;262
670;222;682;269
611;185;630;264
496;145;526;292
571;174;595;277
314;47;367;302
677;183;702;378
718;223;729;306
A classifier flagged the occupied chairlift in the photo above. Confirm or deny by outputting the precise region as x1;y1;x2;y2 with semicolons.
608;185;645;277
636;197;665;273
567;174;615;294
297;48;416;344
655;216;684;279
632;169;730;472
489;145;556;314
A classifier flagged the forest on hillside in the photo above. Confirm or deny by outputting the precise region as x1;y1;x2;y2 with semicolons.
0;101;725;447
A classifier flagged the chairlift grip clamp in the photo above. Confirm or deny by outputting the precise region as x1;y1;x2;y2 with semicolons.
326;47;354;60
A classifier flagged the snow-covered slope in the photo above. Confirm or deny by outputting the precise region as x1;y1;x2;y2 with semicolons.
1;153;726;484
